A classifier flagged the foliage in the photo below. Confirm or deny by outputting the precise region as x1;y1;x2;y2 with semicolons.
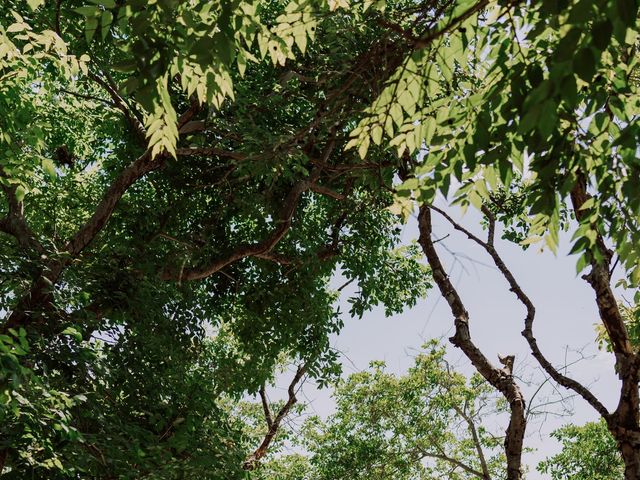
259;342;506;480
595;302;640;353
1;0;640;477
352;0;640;287
538;420;623;480
0;0;431;476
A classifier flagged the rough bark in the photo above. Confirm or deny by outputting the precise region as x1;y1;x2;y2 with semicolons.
428;204;610;418
570;177;640;480
417;205;526;480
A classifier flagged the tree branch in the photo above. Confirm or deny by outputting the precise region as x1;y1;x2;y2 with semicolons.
161;174;313;282
417;205;526;480
2;103;200;331
569;176;640;471
452;404;491;479
417;447;486;479
243;365;307;470
0;170;44;254
89;72;147;142
429;203;609;418
259;384;274;429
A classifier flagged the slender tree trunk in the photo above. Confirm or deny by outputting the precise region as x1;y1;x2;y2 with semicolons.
417;205;526;480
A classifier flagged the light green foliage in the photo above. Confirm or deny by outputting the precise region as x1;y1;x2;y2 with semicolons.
260;342;506;480
538;420;623;479
355;0;640;291
0;15;89;198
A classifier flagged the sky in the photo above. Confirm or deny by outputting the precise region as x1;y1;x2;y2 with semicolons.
262;201;624;478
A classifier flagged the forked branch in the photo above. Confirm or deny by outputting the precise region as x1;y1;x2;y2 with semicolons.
429;204;609;418
243;365;307;471
417;205;526;480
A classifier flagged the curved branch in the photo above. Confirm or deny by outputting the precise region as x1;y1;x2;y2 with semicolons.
243;365;307;470
259;384;274;429
417;205;526;480
2;104;201;331
429;204;609;418
175;147;246;161
89;72;147;142
162;176;311;282
569;177;640;475
65;151;161;256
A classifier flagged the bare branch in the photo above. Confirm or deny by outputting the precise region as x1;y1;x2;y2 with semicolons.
309;183;346;200
570;177;632;357
429;204;610;418
452;404;491;479
58;88;117;107
243;365;307;470
417;205;526;480
54;0;62;36
89;72;147;142
178;120;206;135
259;384;274;429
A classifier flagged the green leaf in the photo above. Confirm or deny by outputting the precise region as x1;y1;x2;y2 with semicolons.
371;124;383;145
576;252;590;274
42;158;57;179
101;11;113;40
573;47;596;82
14;185;26;203
85;16;99;43
616;0;638;27
26;0;45;10
358;136;370;159
74;6;100;17
61;327;82;342
592;20;613;51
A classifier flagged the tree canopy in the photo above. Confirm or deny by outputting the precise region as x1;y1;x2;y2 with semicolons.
1;0;639;478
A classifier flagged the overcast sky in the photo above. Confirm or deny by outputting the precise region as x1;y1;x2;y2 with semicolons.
264;201;624;478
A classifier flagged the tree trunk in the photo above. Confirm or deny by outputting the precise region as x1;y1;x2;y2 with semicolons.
417;205;526;480
620;442;640;479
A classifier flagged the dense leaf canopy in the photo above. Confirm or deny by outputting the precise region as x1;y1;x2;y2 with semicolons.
1;0;639;478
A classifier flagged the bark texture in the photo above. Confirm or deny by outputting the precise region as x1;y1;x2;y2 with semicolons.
417;205;526;480
570;178;640;480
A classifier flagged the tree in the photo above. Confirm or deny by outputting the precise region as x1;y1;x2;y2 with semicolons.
258;342;507;480
1;0;430;477
348;0;640;476
1;0;640;478
538;420;624;479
